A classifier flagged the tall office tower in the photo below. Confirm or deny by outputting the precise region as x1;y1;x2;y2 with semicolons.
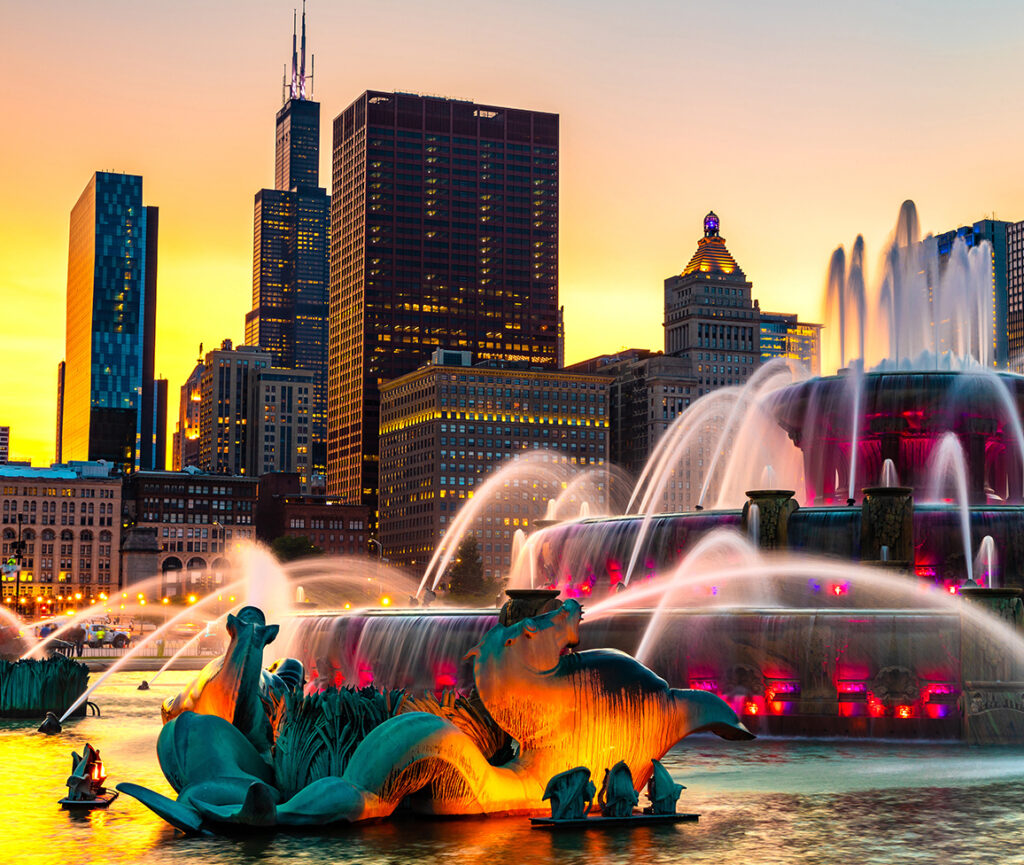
760;312;824;375
173;359;204;469
63;172;165;473
329;92;560;517
1008;221;1024;372
927;219;1010;367
196;340;312;479
664;212;761;396
245;7;329;484
0;427;8;464
55;361;66;463
567;349;697;479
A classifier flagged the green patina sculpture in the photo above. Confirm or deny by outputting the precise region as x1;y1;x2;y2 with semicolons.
0;654;89;718
542;767;596;820
119;598;753;832
597;761;639;817
645;759;685;814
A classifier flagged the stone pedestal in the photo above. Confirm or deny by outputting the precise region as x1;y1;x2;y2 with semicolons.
860;486;913;571
959;587;1024;743
741;490;798;550
499;589;561;626
122;526;162;590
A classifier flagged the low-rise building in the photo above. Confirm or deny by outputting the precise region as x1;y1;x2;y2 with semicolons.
1;461;121;614
256;474;369;557
123;469;258;596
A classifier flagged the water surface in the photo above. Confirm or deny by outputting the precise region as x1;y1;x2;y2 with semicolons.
5;672;1024;865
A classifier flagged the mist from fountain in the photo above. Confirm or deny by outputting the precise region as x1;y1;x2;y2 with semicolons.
974;535;998;589
925;433;975;583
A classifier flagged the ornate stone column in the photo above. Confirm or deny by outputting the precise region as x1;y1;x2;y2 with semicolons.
859;486;913;571
741;490;798;551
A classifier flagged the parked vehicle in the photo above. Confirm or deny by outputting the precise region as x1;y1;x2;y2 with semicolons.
84;622;131;649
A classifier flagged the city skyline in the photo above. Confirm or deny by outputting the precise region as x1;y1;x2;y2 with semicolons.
4;1;1024;465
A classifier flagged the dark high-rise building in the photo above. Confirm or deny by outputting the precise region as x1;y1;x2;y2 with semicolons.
245;7;329;484
760;312;823;375
663;211;761;396
63;172;165;473
55;360;65;463
1008;221;1024;372
328;91;560;517
929;219;1010;367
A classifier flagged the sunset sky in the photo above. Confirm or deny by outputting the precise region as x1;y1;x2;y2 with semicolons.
2;0;1024;465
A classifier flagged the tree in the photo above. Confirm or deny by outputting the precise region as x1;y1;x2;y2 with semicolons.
271;534;324;563
445;534;502;602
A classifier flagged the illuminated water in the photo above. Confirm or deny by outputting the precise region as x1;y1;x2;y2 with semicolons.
6;671;1024;864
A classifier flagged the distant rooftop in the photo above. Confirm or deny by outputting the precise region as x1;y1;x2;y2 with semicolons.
680;211;745;278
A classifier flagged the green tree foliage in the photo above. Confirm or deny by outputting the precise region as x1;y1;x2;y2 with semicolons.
271;534;324;563
445;534;502;602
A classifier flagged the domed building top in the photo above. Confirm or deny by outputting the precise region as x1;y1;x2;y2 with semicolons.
681;211;745;278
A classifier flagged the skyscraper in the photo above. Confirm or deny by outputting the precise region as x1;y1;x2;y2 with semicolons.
63;171;164;473
928;218;1010;367
663;212;761;395
245;7;329;484
1008;221;1024;371
760;312;823;375
328;92;560;516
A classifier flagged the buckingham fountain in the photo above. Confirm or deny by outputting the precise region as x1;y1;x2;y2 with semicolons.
283;201;1024;751
17;201;1024;847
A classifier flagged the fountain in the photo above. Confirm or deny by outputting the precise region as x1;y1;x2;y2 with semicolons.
118;598;752;831
275;200;1024;744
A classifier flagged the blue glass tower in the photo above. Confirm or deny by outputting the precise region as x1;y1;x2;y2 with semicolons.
63;171;164;472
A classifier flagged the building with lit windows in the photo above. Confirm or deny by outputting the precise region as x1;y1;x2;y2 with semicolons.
172;360;204;470
123;470;257;597
328;92;560;521
663;211;761;395
567;349;697;478
0;427;8;464
62;172;165;473
378;352;608;578
1008;221;1024;372
760;312;823;375
245;8;329;478
256;473;369;557
928;219;1010;368
1;462;121;615
194;340;311;482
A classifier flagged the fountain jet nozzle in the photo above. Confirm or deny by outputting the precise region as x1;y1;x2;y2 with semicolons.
38;712;62;734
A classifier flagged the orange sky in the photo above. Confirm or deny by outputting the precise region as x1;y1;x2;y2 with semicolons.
3;0;1024;466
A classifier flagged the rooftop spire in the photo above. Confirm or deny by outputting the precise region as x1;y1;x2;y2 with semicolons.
289;10;298;101
299;1;307;99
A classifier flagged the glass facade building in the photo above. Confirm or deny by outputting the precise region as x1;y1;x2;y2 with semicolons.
246;95;329;484
930;219;1009;367
760;312;823;375
328;92;560;518
63;172;164;473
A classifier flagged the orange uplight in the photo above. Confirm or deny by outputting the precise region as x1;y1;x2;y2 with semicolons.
743;700;758;716
896;705;912;719
99;593;107;600
380;596;391;606
187;595;197;604
344;602;352;610
162;598;169;604
74;593;82;600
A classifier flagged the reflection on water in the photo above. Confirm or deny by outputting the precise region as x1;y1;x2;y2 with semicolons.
5;671;1024;865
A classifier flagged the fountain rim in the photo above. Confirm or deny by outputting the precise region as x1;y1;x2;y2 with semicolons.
289;606;965;619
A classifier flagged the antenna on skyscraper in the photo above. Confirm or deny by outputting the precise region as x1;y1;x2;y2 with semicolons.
309;54;315;98
290;9;298;100
198;343;203;362
299;0;307;99
282;64;287;105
